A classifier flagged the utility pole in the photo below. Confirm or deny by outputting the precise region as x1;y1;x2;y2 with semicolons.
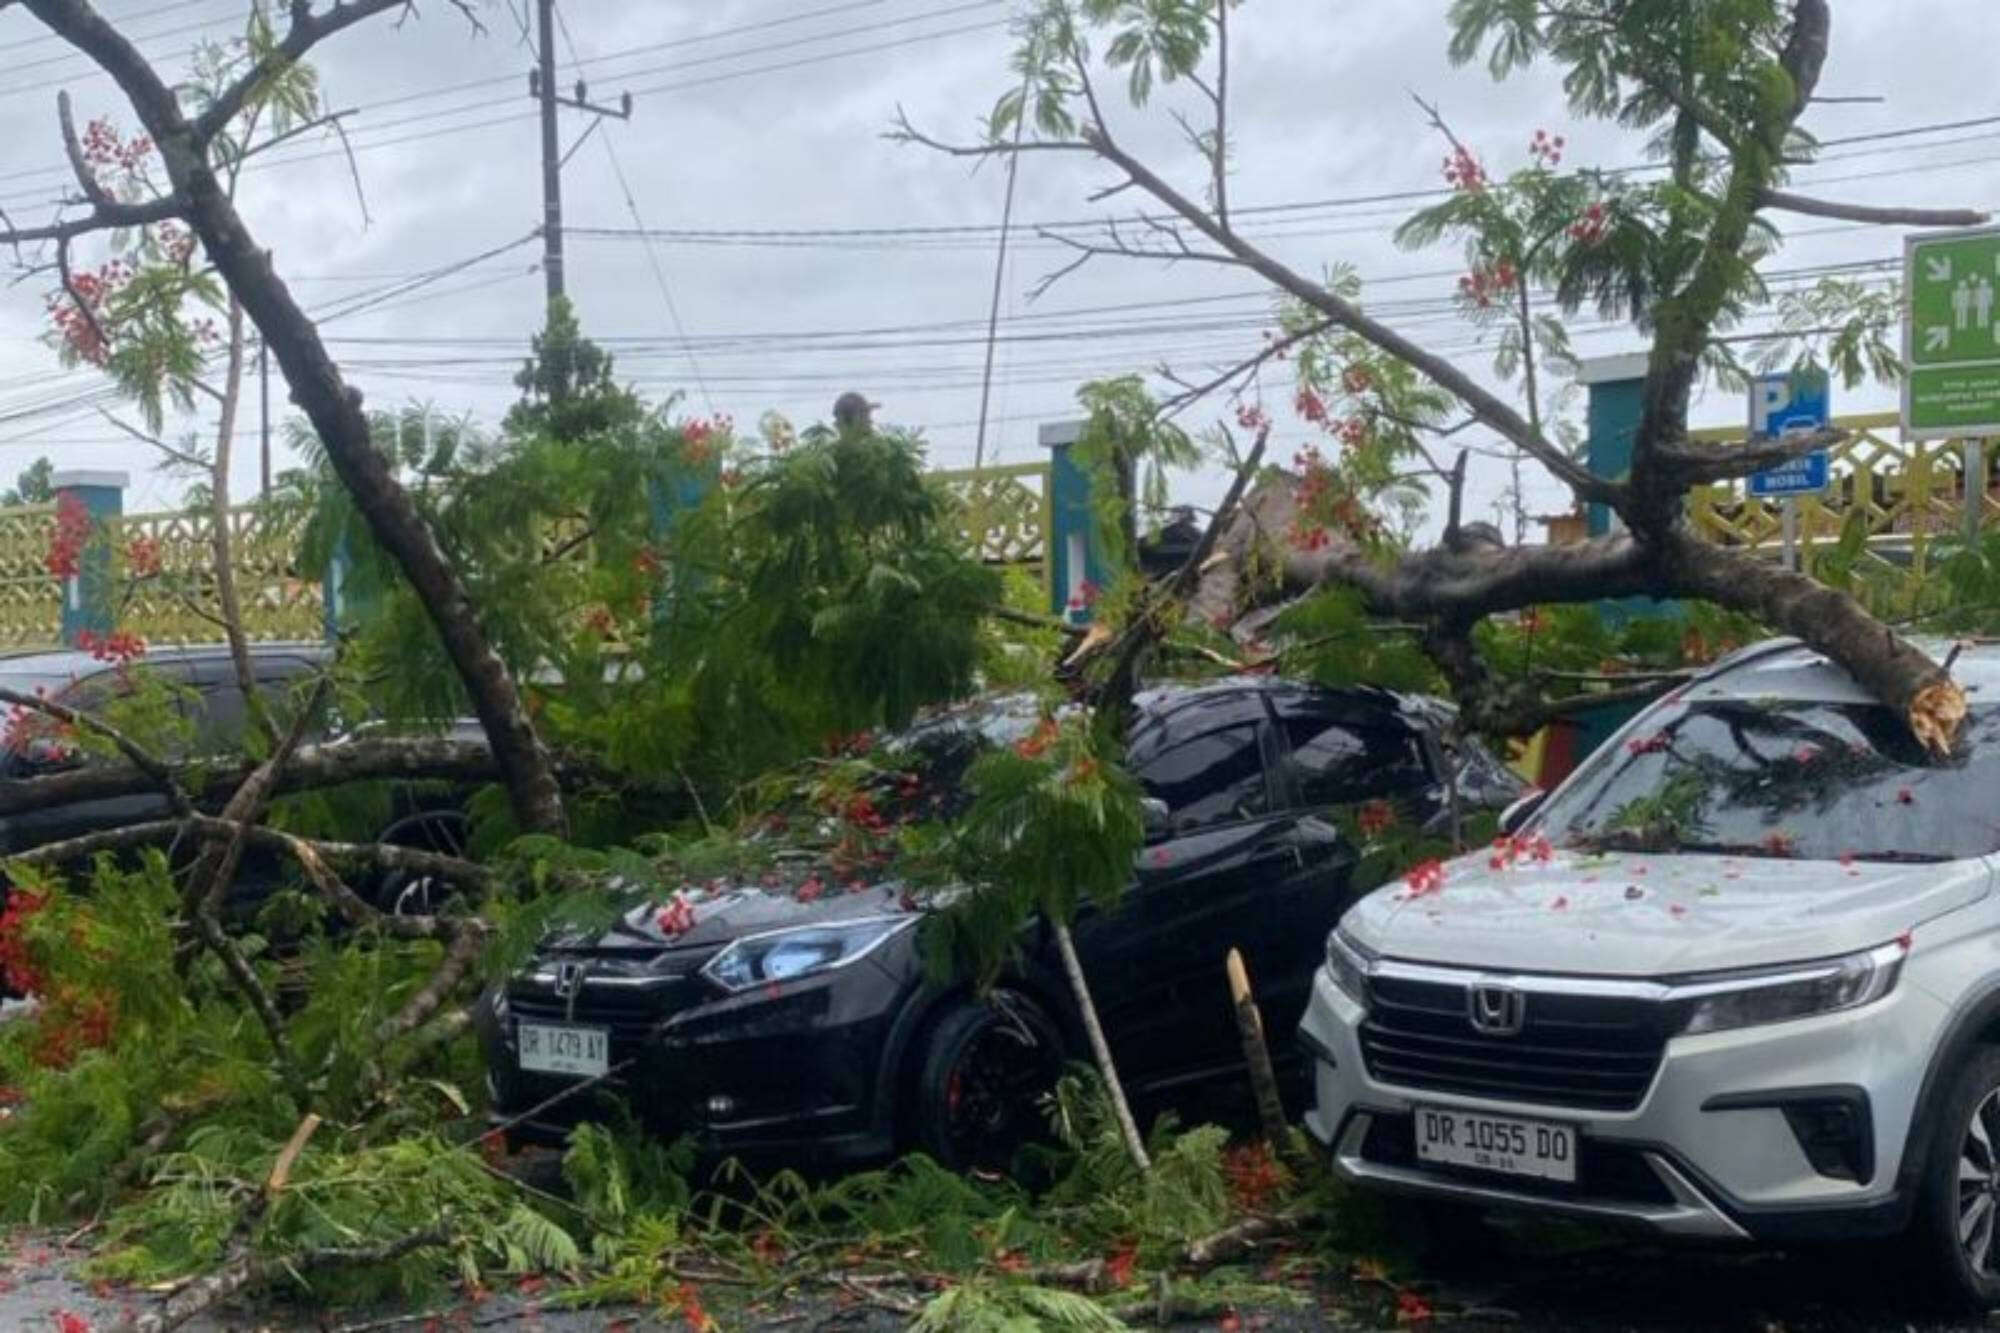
528;0;633;309
534;0;563;305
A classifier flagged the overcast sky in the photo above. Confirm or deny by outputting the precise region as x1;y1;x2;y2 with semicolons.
0;0;1994;531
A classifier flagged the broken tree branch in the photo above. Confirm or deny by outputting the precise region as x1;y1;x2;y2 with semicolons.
1758;190;1989;228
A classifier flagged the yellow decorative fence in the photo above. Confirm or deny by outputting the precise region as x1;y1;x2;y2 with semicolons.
930;461;1054;603
1684;411;1985;612
0;503;61;651
112;506;323;645
0;461;1057;653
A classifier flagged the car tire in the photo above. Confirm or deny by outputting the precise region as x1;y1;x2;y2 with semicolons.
1911;1046;2000;1312
371;809;470;915
912;990;1065;1174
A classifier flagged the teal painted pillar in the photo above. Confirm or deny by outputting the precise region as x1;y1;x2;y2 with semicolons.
1577;354;1681;630
1041;419;1113;624
648;460;715;626
52;469;124;647
1579;353;1648;538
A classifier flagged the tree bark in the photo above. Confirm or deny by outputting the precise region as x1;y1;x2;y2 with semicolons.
1224;948;1290;1152
207;293;274;744
1661;532;1965;753
19;0;567;836
1052;918;1151;1173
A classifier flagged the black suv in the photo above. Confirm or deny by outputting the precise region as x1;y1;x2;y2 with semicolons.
0;640;333;853
478;677;1524;1168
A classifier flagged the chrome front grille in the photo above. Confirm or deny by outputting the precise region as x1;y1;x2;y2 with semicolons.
1359;972;1669;1112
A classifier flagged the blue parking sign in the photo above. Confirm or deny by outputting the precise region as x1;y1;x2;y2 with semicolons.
1747;370;1831;497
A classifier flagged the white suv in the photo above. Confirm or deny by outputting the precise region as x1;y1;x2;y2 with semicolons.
1300;638;2000;1308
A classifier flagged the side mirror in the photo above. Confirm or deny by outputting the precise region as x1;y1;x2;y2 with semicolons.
1139;798;1172;838
1498;789;1546;837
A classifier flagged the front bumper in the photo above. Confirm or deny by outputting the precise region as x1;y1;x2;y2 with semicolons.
1299;964;1945;1242
478;953;913;1164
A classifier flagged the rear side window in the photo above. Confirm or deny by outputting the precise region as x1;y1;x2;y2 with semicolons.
1132;722;1271;834
1276;710;1431;808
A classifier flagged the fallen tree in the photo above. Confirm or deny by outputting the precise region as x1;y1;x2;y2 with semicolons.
901;0;1985;753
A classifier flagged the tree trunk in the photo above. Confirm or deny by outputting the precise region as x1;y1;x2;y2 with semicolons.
1662;531;1965;753
19;0;567;836
1052;919;1150;1173
208;295;274;744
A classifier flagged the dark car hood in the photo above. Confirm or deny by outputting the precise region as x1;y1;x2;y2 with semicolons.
548;879;915;956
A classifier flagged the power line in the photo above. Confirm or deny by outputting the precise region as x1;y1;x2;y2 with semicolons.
551;3;713;414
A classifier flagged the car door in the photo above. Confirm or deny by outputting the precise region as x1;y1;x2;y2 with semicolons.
0;659;203;853
1071;693;1327;1098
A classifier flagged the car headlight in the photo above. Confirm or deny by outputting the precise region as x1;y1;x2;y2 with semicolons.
700;916;917;993
1677;940;1906;1036
1324;928;1373;1005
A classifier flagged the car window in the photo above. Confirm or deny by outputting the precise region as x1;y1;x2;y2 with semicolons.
1536;699;2000;863
1277;712;1431;807
1133;722;1271;834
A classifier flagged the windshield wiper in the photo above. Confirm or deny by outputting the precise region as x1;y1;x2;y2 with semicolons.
1843;850;1950;864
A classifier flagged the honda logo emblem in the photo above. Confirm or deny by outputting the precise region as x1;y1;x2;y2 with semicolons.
1467;982;1526;1037
552;960;588;1021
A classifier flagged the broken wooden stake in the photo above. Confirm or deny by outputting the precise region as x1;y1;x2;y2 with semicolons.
1226;947;1291;1151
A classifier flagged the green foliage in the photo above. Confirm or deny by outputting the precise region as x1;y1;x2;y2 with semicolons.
920;713;1145;985
913;1279;1133;1332
561;1119;693;1234
1038;1070;1232;1247
0;456;52;507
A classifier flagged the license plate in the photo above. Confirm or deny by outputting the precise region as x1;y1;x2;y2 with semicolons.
517;1021;609;1077
1414;1105;1577;1183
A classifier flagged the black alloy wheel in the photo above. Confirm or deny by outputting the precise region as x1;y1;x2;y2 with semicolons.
914;990;1064;1173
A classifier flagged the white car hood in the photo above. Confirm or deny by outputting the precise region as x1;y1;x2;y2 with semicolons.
1342;848;1992;977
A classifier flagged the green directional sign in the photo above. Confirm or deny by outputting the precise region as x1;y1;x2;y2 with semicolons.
1905;226;2000;438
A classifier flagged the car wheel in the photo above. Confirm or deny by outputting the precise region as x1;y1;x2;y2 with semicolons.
372;809;470;916
913;990;1064;1174
1913;1046;2000;1311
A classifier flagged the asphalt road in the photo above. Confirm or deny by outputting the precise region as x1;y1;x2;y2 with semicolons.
3;1228;1994;1332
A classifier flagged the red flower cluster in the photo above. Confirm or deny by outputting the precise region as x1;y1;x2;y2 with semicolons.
1441;144;1487;193
1013;717;1060;760
44;258;136;366
154;221;196;266
80;117;151;172
656;896;696;937
1222;1141;1286;1211
1401;859;1446;899
1295;387;1327;425
1625;731;1670;757
1457;259;1518;309
33;989;117;1068
123;534;161;578
0;889;46;995
1356;798;1396;837
1342;365;1374;395
1488;831;1554;870
1762;830;1796;857
1528;128;1565;168
75;628;146;665
1235;402;1270;432
54;1310;93;1333
1568;200;1609;246
45;493;92;578
581;605;617;638
2;694;71;762
1066;578;1101;613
